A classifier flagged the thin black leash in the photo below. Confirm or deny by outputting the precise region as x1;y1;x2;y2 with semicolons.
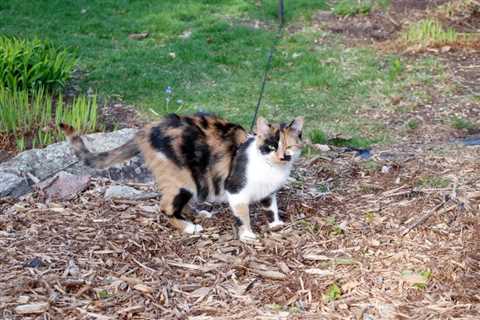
33;1;285;186
249;0;285;132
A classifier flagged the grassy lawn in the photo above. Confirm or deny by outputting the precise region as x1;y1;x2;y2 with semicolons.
0;0;404;145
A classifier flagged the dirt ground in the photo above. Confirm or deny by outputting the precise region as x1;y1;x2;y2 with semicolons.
1;1;480;319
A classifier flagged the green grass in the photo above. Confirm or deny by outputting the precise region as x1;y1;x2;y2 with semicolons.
403;19;458;46
416;176;451;189
332;0;390;17
0;87;99;150
1;0;407;146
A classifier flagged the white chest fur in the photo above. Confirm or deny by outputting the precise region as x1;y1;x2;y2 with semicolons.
240;142;291;202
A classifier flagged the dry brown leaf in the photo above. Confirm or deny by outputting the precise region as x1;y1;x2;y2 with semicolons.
190;287;210;298
133;283;153;293
253;269;287;280
117;305;144;314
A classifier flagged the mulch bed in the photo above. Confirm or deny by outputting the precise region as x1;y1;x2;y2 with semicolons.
1;143;479;319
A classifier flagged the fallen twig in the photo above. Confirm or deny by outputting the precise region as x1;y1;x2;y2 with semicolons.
400;201;448;236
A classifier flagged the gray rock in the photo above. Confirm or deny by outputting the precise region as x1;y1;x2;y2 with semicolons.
104;185;159;200
0;129;153;198
36;171;91;200
0;172;30;198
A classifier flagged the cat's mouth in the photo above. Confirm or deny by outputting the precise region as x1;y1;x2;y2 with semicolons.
280;155;292;162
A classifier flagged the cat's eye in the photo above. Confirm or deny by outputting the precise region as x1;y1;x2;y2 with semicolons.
268;145;276;151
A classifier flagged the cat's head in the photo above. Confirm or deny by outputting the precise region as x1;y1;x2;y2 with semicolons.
255;116;304;165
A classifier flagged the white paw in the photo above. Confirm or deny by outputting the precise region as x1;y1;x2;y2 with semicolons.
198;210;214;218
268;220;285;230
239;230;257;242
184;222;203;234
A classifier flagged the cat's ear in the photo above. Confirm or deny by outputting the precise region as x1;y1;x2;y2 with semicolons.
256;117;270;136
288;116;304;134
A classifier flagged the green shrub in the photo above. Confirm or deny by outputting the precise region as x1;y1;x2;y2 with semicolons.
0;87;98;150
0;36;77;92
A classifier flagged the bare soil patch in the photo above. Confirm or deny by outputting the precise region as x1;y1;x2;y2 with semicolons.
318;0;479;44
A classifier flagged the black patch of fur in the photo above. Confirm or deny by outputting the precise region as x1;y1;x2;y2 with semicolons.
212;174;222;196
234;216;243;227
260;196;272;208
225;138;253;194
265;210;275;223
180;125;211;200
184;117;195;126
150;125;182;165
163;113;183;128
214;122;243;139
199;116;210;129
259;130;280;155
172;188;193;219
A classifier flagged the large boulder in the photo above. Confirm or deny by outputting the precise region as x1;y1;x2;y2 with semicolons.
0;129;152;198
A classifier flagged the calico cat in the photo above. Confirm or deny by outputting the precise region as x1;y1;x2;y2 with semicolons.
60;113;304;242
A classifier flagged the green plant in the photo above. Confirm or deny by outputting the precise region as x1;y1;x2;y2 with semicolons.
0;36;77;92
364;211;375;223
387;57;404;81
403;19;458;46
407;119;419;130
324;283;342;302
0;87;98;151
333;0;375;16
309;129;328;144
416;175;451;188
451;116;476;131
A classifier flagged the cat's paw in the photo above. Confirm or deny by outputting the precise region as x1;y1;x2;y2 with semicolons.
184;222;204;234
198;210;214;219
268;220;285;230
239;230;257;242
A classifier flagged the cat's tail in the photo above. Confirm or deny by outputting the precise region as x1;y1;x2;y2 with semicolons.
59;123;140;169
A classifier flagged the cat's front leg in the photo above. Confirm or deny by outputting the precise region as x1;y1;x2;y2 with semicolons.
260;193;284;229
229;202;257;242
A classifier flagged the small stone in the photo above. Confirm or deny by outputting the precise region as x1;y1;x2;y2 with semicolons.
37;171;90;200
381;165;391;174
104;185;159;200
313;144;330;152
23;257;44;268
441;46;451;53
15;302;49;314
128;32;149;40
139;205;158;213
179;30;192;39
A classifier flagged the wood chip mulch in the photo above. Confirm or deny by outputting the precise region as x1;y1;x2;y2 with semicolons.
1;143;479;319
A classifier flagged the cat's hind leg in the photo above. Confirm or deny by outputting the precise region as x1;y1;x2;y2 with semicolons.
260;193;284;229
161;188;203;234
